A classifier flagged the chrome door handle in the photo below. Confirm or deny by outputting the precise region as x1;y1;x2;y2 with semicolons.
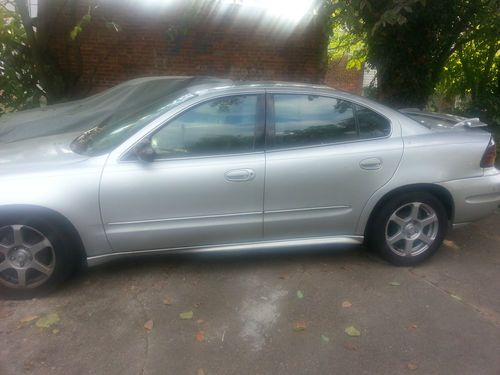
224;169;256;182
360;157;382;170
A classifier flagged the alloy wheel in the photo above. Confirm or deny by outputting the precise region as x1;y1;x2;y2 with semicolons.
0;225;56;289
385;202;439;257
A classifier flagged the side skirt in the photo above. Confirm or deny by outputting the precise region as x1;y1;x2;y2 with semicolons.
86;235;364;267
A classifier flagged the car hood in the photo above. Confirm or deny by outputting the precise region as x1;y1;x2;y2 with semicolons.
0;131;88;166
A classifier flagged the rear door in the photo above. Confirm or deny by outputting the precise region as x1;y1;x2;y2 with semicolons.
263;93;403;240
100;93;266;252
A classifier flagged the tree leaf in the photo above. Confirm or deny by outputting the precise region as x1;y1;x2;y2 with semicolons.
163;296;172;305
321;334;330;343
35;313;60;328
345;326;361;337
297;290;304;299
179;311;194;320
389;281;401;286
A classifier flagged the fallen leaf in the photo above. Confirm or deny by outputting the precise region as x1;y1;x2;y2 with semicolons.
196;319;205;325
321;334;330;343
293;320;307;331
443;239;460;250
35;313;60;329
179;311;194;320
259;296;268;301
297;290;304;299
344;342;358;351
197;369;205;375
52;328;60;335
345;326;361;337
389;281;401;286
20;315;39;324
144;319;154;331
196;330;205;342
450;294;463;301
341;300;352;308
407;362;418;370
163;296;172;305
407;324;418;332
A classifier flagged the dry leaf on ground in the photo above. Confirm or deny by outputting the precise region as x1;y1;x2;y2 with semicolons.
450;294;463;301
144;319;154;331
389;281;401;286
341;301;352;308
297;290;304;299
443;239;460;250
196;330;205;342
163;296;172;305
179;311;194;320
20;315;39;324
345;326;361;337
321;335;330;343
293;321;307;331
407;362;418;370
35;313;60;329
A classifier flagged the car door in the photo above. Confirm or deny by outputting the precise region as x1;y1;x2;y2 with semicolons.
263;93;403;240
99;94;265;252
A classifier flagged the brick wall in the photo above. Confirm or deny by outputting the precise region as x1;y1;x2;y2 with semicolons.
324;58;363;95
39;0;332;97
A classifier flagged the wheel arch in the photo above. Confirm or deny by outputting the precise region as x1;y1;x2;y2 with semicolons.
363;183;455;239
0;204;86;264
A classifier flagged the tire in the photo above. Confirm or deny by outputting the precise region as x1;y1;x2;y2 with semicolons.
0;214;80;299
367;191;448;266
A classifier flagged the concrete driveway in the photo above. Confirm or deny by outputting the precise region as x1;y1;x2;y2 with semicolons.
1;211;499;375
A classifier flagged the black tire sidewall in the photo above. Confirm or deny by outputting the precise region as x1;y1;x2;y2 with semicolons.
0;214;77;299
369;192;448;266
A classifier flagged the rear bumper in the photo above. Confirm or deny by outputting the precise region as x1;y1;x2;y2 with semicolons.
439;169;500;224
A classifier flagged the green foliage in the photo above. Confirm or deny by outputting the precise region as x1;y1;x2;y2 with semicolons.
0;3;44;114
436;3;499;128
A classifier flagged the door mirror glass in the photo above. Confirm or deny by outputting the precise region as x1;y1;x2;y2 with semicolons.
134;140;156;162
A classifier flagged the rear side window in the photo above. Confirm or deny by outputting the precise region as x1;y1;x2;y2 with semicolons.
273;95;357;148
356;105;391;138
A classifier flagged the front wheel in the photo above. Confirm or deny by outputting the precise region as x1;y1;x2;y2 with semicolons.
0;215;79;299
368;192;448;266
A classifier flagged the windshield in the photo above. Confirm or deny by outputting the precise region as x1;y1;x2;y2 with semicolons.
71;88;196;156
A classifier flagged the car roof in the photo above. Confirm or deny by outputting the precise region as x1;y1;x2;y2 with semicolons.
180;76;332;93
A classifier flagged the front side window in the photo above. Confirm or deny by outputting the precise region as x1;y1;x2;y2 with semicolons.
273;95;357;148
150;95;258;158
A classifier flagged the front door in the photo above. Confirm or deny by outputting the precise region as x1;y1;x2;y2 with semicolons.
100;94;265;252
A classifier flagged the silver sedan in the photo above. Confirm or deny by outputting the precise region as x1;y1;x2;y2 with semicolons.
0;77;499;297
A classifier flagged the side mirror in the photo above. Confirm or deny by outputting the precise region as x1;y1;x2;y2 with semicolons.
134;140;156;162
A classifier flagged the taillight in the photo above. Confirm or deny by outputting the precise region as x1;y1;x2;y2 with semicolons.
480;137;497;168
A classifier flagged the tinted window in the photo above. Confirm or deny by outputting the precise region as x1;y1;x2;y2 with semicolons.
356;105;391;138
150;95;258;158
273;95;356;148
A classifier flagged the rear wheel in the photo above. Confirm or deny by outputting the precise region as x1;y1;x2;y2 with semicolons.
368;192;448;266
0;215;79;299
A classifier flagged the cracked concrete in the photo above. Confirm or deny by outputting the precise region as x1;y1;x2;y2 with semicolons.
1;211;499;375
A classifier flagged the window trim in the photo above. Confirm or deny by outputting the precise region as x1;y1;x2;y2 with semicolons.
265;93;392;152
122;93;266;162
